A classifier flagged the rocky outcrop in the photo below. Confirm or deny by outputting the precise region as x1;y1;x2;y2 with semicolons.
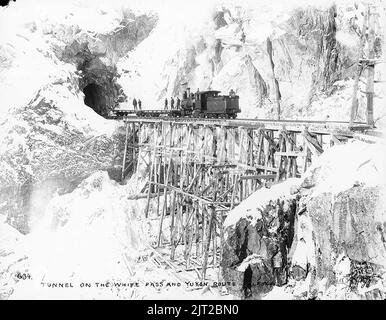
55;12;157;116
117;2;386;121
221;141;386;299
222;185;386;300
221;179;300;299
308;186;386;292
0;171;150;300
0;6;157;233
0;83;127;233
221;195;298;298
0;219;28;300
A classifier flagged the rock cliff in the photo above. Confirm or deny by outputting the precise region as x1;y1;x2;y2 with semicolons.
222;140;386;299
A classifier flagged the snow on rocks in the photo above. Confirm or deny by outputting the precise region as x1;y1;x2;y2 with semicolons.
6;171;150;299
0;220;29;299
116;0;386;121
221;179;300;298
224;178;301;228
0;82;126;233
301;139;386;196
222;139;386;299
0;1;156;235
0;1;159;298
2;170;227;299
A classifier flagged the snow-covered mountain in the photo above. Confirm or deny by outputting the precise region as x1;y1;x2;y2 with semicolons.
1;0;384;232
117;0;386;121
0;0;385;300
2;0;384;121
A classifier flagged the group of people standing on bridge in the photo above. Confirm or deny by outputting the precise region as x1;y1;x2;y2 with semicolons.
132;98;142;110
164;97;181;110
164;87;198;111
131;97;181;111
131;87;237;112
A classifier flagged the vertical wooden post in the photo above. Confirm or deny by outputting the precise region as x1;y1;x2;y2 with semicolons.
366;4;375;127
202;205;216;280
121;121;129;182
195;203;200;258
144;124;157;218
230;174;238;209
275;132;284;182
212;217;217;265
170;190;176;250
157;154;173;247
132;123;136;174
201;206;206;255
239;179;243;202
219;211;224;263
156;160;161;217
171;194;181;260
185;205;195;268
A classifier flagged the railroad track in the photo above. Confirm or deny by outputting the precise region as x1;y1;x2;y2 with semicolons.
119;115;372;136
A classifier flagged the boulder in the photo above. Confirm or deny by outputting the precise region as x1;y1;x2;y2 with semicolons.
0;85;127;234
221;190;298;298
308;186;386;285
221;139;386;299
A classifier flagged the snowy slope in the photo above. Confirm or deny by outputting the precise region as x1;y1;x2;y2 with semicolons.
117;0;386;122
0;0;385;300
223;139;386;299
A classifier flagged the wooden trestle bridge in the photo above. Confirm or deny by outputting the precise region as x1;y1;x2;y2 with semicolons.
116;3;383;283
120;117;376;280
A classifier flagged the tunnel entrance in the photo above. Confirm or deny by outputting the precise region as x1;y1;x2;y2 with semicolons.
83;83;108;117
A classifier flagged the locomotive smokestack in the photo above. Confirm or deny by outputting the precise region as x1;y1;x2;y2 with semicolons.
187;87;191;97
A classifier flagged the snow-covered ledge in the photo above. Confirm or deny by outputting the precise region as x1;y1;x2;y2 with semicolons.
221;140;386;300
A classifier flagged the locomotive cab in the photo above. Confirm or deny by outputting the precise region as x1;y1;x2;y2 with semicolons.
194;90;220;112
193;90;240;118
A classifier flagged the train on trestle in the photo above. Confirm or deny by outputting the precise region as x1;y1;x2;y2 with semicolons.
113;88;241;119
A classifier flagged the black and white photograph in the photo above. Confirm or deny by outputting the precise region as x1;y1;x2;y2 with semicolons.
0;0;385;302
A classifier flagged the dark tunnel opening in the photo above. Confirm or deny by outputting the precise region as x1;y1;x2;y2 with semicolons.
83;83;108;117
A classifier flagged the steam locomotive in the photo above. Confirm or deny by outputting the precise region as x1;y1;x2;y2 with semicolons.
113;89;240;119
